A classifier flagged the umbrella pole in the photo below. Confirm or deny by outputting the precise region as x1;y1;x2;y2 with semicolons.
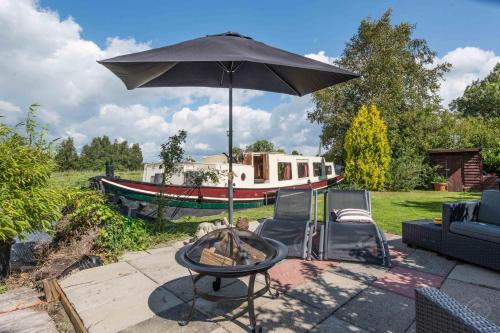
228;71;234;225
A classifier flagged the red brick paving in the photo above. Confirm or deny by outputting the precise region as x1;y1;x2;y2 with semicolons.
268;259;337;290
390;247;415;264
372;266;444;299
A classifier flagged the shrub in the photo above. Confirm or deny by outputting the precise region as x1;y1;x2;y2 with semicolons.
0;105;61;241
344;105;391;191
386;147;430;191
481;147;500;175
59;189;150;259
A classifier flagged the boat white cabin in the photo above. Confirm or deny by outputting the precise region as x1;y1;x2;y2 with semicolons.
142;152;336;189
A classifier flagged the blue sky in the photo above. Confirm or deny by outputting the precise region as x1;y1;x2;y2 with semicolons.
1;0;499;161
41;0;500;56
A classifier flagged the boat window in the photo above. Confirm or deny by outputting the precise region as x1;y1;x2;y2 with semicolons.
297;162;309;178
313;163;323;177
325;165;332;175
278;162;292;181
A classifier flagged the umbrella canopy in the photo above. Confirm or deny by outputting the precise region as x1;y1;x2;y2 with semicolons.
98;32;359;223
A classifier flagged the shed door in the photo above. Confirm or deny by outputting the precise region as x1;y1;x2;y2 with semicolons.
447;157;463;192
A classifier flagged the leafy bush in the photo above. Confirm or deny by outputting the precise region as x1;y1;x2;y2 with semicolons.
385;147;432;191
481;147;500;174
0;105;61;241
344;105;391;191
60;189;150;258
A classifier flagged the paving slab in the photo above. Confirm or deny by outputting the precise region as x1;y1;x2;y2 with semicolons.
59;261;137;290
372;266;443;299
288;271;367;309
128;250;188;285
219;294;331;333
310;315;368;333
448;263;500;291
336;287;415;333
398;249;456;276
119;250;150;262
66;272;182;333
268;258;336;291
0;287;42;312
163;274;240;302
328;262;388;284
194;278;271;319
0;307;58;333
441;278;500;326
118;302;221;333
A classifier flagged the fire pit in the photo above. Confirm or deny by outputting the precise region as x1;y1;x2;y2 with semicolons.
175;227;288;332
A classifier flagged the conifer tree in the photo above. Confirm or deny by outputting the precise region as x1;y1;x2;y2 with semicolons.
344;105;390;190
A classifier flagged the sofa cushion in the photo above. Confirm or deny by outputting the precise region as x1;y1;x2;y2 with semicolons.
450;221;500;244
478;190;500;226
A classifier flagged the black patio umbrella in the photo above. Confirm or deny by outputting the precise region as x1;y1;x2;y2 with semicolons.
98;32;358;224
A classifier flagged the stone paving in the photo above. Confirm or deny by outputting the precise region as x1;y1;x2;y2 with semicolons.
59;235;500;333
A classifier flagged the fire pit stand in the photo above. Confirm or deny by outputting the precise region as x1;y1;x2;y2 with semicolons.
179;270;278;332
175;228;288;333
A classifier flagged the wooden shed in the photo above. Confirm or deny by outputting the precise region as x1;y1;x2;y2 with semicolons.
429;148;482;192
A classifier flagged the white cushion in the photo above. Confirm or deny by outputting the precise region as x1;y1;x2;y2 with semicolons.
336;208;371;217
337;215;374;223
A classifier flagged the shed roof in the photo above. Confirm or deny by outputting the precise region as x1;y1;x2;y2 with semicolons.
429;148;481;154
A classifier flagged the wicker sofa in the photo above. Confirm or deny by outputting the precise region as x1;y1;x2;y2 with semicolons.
442;190;500;271
415;288;500;332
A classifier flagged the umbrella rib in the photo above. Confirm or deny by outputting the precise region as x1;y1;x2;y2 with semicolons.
264;64;301;96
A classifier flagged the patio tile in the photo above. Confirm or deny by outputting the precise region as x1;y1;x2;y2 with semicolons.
70;273;182;333
448;263;500;291
0;307;58;333
372;266;443;299
219;294;330;333
119;250;150;262
163;275;239;302
267;259;336;291
328;262;388;284
118;302;220;333
390;247;415;264
441;278;500;325
194;278;272;319
287;271;367;309
336;287;415;333
59;261;137;290
128;251;188;285
310;315;368;332
398;249;456;276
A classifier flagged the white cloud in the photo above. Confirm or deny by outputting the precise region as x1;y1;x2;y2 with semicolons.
0;0;324;163
436;47;500;107
304;51;337;64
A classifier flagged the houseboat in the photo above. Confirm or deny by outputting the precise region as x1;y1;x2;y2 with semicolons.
100;152;341;217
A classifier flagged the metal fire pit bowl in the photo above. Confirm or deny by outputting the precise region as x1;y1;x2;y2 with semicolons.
175;228;288;333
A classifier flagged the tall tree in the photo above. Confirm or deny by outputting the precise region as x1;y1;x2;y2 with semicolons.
156;130;187;226
128;143;143;169
308;9;450;162
55;137;79;171
245;140;284;153
450;63;500;118
344;105;390;190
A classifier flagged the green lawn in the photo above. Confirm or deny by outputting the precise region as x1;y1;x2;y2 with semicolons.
173;190;480;236
49;171;481;240
49;170;142;188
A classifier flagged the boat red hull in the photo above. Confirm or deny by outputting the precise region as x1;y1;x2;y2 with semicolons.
101;176;341;202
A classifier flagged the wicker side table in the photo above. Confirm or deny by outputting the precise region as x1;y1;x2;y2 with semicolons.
402;220;442;253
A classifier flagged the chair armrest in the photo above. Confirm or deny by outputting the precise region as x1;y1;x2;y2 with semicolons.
442;201;480;232
415;288;500;333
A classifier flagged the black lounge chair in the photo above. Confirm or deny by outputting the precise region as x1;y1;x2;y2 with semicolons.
320;189;391;266
257;188;315;259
